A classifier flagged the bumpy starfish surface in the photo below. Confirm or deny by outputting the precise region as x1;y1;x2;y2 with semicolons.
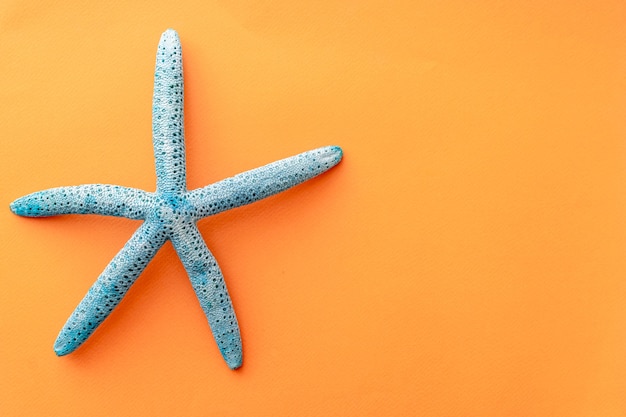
10;29;342;369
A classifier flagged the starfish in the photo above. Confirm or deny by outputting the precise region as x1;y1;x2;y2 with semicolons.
9;29;342;370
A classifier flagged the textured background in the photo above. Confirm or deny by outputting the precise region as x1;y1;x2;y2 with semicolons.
1;1;625;416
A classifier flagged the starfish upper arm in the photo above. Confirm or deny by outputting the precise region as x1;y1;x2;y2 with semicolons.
152;29;186;194
187;145;343;219
10;185;154;219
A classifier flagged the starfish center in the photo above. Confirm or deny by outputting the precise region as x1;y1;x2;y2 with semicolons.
150;193;194;226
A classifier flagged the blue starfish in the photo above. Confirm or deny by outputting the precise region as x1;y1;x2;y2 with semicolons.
9;29;342;370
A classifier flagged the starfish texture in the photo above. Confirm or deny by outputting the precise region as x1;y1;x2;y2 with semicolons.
10;29;342;370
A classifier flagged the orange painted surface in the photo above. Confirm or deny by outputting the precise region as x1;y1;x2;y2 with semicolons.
1;1;625;416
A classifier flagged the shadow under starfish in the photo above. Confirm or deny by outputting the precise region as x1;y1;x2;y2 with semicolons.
10;29;343;370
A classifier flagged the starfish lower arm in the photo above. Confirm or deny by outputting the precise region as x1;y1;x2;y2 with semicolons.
170;225;242;369
54;221;168;355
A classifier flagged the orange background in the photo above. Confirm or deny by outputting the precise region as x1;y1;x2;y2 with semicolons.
1;1;625;416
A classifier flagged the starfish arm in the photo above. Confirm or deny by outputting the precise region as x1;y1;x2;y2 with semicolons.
10;185;154;219
171;224;242;369
152;29;186;194
187;145;343;219
54;221;168;355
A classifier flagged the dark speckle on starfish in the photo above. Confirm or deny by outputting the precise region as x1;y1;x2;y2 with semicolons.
10;29;343;370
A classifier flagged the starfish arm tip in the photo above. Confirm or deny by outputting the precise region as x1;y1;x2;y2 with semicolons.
10;196;40;217
9;199;20;215
53;337;76;356
161;28;180;41
325;145;343;165
227;356;243;370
